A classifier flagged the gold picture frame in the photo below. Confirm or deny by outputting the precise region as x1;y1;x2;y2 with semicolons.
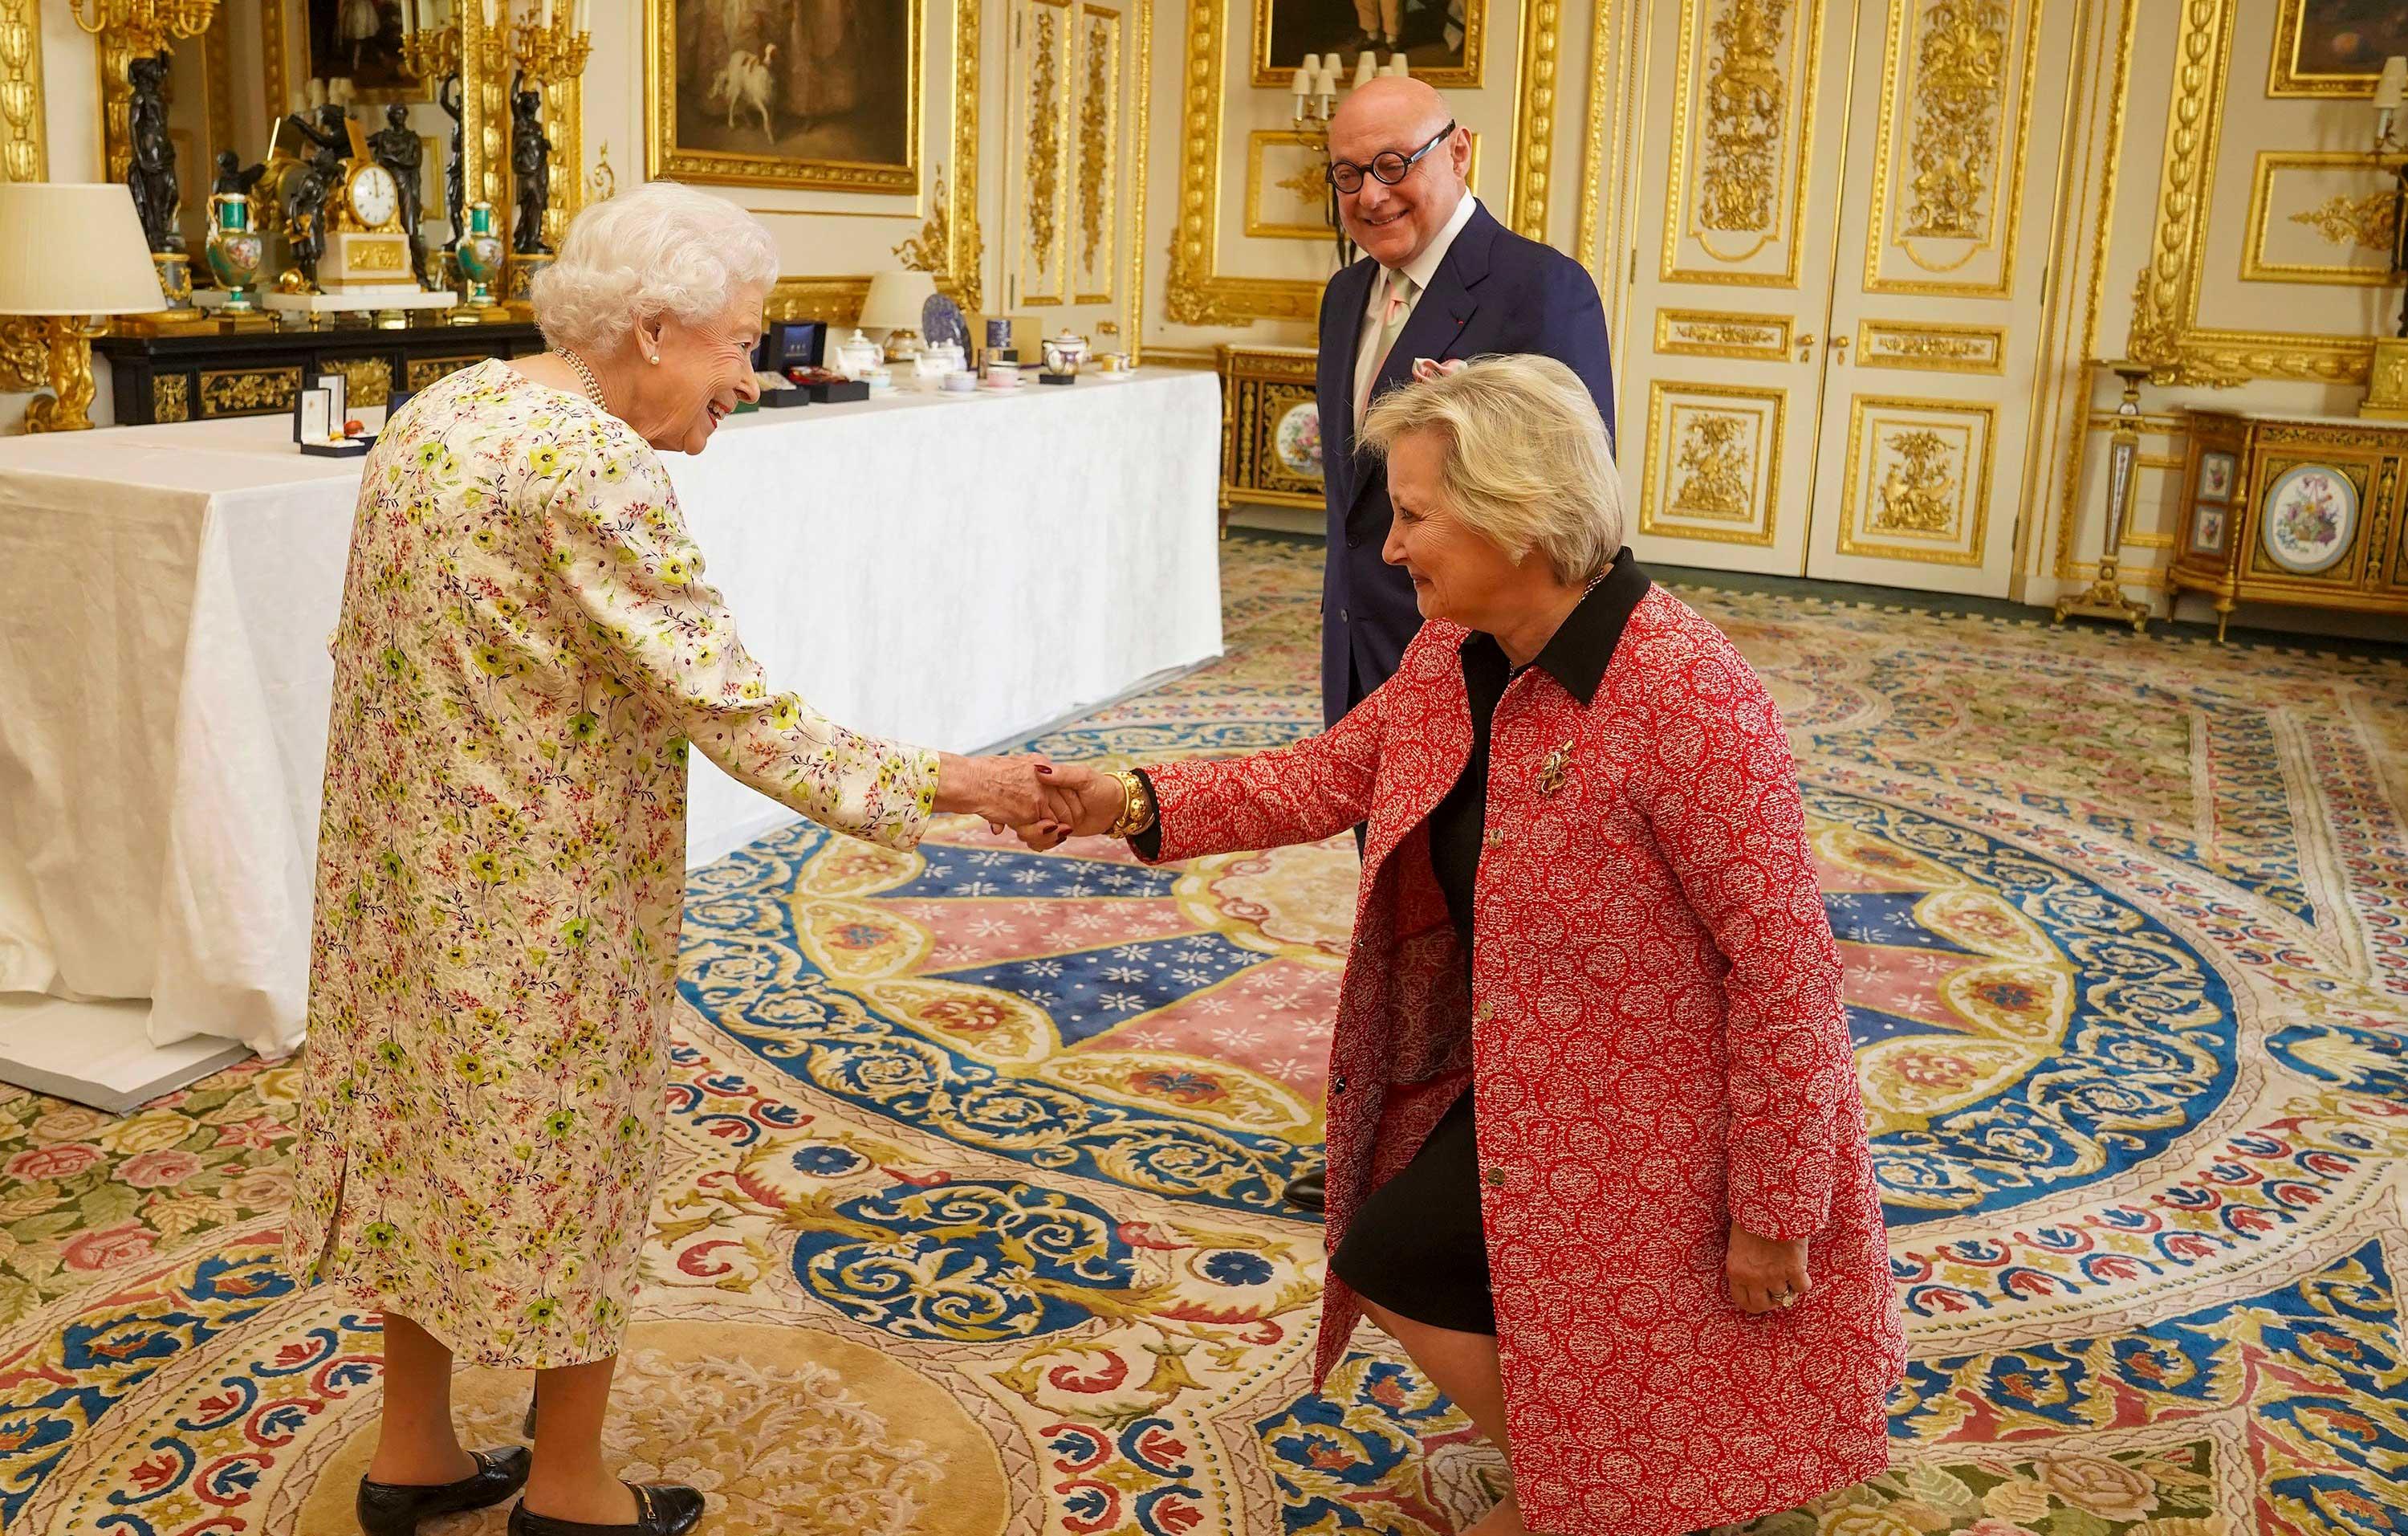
645;0;924;193
2268;0;2408;98
1251;0;1487;88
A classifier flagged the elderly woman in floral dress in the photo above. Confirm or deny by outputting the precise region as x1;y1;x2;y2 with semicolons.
283;181;1084;1536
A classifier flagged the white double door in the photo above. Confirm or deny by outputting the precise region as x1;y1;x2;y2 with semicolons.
1619;0;2078;595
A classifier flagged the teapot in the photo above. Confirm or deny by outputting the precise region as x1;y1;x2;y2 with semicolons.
1040;329;1090;377
833;328;885;381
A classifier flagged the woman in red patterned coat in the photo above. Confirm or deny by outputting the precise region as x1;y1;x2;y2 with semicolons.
1025;355;1906;1534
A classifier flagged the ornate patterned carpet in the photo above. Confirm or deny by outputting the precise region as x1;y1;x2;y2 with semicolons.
4;536;2406;1535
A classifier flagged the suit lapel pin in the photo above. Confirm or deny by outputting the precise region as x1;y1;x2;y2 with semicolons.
1536;741;1572;796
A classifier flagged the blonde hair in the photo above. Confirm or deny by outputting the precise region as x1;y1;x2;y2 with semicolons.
1359;353;1624;585
531;181;779;354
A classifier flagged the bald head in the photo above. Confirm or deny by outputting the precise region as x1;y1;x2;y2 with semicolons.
1328;79;1469;268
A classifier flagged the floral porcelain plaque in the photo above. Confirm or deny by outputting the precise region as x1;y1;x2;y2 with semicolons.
2260;462;2357;575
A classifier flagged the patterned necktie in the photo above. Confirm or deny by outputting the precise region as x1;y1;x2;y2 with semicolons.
1371;270;1419;384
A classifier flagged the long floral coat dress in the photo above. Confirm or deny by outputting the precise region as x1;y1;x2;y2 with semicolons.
283;361;938;1368
1138;588;1906;1535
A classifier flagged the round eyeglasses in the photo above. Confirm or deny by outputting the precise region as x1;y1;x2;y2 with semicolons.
1325;120;1456;194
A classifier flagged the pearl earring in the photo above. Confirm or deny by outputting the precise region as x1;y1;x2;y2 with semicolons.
648;353;660;365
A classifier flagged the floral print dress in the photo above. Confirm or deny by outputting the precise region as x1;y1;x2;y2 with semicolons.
283;360;938;1368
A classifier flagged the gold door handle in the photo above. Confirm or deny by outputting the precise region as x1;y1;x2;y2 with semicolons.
1828;334;1851;365
1796;335;1815;362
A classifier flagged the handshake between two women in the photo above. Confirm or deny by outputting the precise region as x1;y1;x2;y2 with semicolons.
929;754;1133;849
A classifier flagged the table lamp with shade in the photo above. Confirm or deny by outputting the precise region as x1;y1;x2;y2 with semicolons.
860;269;939;360
0;184;170;433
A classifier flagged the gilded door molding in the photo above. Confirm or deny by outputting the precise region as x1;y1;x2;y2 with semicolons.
1859;0;2042;297
1637;380;1788;547
1834;395;1998;564
2127;0;2373;386
1658;0;1832;288
0;0;44;186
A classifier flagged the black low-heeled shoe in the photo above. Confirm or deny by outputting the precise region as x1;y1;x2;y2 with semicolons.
357;1447;533;1536
507;1482;706;1536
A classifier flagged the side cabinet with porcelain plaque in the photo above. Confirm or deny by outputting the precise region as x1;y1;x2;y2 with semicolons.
1217;344;1322;532
2168;409;2408;640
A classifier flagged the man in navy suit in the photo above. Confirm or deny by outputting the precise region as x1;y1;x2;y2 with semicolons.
1315;77;1616;734
1287;77;1616;1212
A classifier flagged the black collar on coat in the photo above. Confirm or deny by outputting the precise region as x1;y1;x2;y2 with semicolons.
1458;548;1652;707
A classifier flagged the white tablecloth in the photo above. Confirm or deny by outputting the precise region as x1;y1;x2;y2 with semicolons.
0;369;1223;1061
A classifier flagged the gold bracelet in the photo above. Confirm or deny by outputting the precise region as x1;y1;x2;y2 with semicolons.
1107;768;1157;839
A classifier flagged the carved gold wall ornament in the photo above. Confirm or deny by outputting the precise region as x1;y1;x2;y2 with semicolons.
2129;0;2373;385
1078;10;1115;279
198;365;299;418
0;0;46;185
1868;428;1959;531
1857;319;2004;373
1027;2;1064;299
1507;0;1561;238
2289;193;2394;252
1670;414;1755;519
1698;0;1788;237
1662;0;1824;286
0;312;45;393
330;355;393;409
1653;308;1792;360
2240;151;2402;287
1638;380;1784;546
1838;397;1995;564
152;372;189;422
1901;0;2007;241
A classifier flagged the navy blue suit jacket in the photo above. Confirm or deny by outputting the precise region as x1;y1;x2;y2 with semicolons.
1316;201;1617;727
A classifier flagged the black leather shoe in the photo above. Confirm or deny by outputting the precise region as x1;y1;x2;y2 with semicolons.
508;1483;706;1536
1285;1163;1328;1212
358;1447;532;1536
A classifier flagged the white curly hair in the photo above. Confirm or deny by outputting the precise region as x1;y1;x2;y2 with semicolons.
529;181;779;354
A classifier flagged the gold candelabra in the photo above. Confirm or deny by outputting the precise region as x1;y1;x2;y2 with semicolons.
508;13;589;82
400;22;461;81
64;0;214;52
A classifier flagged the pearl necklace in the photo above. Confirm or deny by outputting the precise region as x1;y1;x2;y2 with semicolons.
557;346;608;414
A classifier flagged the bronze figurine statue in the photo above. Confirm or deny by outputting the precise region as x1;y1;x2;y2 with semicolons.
437;74;466;249
127;53;181;252
510;74;551;255
212;150;266;202
370;103;426;277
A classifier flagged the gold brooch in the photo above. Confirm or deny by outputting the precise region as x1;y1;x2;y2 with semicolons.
1536;741;1572;795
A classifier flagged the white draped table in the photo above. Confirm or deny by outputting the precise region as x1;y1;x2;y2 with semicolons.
0;369;1223;1107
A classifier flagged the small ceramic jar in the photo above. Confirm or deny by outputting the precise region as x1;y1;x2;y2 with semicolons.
834;328;884;380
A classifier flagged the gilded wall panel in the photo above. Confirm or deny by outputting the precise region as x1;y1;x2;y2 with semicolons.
1662;0;1827;288
1857;320;2005;373
2240;151;2397;287
1837;396;1997;564
1019;0;1076;307
1638;381;1785;546
1074;5;1121;305
1861;0;2040;296
0;0;45;185
1653;308;1793;360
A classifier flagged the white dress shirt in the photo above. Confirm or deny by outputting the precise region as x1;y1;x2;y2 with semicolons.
1352;192;1480;427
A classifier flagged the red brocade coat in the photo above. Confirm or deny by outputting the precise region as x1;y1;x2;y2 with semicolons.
1142;587;1905;1534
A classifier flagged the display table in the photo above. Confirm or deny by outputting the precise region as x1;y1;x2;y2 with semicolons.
0;370;1223;1108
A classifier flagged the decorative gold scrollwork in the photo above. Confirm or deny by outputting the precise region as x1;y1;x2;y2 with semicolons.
1871;428;1959;532
1671;414;1755;519
153;373;190;422
2289;193;2394;252
1027;5;1064;288
199;366;301;418
331;356;393;409
1698;0;1789;235
1078;14;1112;275
1903;0;2008;240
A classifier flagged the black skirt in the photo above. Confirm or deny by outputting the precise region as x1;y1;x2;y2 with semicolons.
1327;1087;1495;1334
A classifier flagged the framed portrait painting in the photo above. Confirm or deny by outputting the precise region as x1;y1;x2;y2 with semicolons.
305;0;417;102
645;0;922;192
1252;0;1486;88
2271;0;2408;96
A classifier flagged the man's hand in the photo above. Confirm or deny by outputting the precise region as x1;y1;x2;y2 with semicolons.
1727;1224;1810;1316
